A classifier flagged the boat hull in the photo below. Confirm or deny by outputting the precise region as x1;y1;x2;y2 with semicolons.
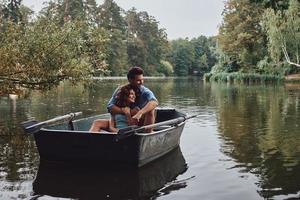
33;109;186;167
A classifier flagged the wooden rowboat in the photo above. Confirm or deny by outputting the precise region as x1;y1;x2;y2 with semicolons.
24;108;193;167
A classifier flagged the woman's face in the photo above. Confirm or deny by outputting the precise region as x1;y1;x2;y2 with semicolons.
127;89;136;103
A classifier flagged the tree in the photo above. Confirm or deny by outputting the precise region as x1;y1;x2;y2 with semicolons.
263;0;300;68
0;19;96;93
97;0;128;75
40;0;88;25
1;0;22;23
157;60;173;76
125;8;168;75
83;0;97;24
170;39;195;76
218;0;267;72
250;0;289;10
191;36;217;75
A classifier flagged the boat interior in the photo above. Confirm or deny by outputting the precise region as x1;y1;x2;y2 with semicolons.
44;108;185;133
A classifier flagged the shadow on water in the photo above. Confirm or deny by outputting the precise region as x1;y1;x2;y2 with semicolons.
31;147;188;200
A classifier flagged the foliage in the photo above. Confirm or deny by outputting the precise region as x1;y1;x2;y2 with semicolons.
168;36;217;76
206;72;284;83
169;39;195;76
39;0;87;25
215;0;300;76
190;36;217;75
263;0;300;69
0;0;179;94
218;0;267;71
0;19;96;92
157;60;174;76
125;8;169;75
0;0;22;23
97;0;128;75
250;0;289;10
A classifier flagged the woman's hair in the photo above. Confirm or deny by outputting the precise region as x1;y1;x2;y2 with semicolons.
115;84;137;107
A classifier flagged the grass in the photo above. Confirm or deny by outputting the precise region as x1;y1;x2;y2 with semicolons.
203;72;285;84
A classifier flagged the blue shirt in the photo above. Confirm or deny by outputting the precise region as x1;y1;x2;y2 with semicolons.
114;114;128;128
107;85;158;112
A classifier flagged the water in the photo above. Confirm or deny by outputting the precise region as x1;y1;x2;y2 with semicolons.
0;78;300;200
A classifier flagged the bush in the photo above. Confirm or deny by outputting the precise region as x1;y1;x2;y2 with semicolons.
205;72;284;84
157;60;174;76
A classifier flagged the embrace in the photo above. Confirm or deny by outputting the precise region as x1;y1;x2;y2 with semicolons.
89;67;158;133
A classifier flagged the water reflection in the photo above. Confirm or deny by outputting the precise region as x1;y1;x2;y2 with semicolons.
32;147;187;199
212;83;300;199
1;78;300;199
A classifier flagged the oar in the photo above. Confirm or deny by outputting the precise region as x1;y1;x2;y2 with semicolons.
22;112;82;134
115;114;198;141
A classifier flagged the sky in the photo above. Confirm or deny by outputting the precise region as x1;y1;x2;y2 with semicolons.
22;0;225;40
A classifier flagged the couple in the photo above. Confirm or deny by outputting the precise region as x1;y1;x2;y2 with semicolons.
89;67;158;133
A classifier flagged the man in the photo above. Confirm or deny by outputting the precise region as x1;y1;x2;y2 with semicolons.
89;66;158;132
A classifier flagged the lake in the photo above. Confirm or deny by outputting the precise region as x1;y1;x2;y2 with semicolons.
0;77;300;200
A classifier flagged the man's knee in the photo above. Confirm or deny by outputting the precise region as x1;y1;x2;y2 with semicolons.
144;109;156;124
146;109;155;118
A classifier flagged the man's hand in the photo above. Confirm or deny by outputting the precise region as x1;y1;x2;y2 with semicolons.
132;110;144;121
121;107;131;117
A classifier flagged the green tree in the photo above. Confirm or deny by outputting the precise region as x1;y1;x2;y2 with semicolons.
125;8;168;75
97;0;128;75
263;0;300;69
170;39;195;76
191;36;217;75
0;19;96;93
83;0;97;24
250;0;289;10
1;0;22;23
218;0;267;72
157;60;173;76
40;0;87;25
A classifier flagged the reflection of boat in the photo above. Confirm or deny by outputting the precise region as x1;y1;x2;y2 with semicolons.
31;108;189;167
33;147;187;199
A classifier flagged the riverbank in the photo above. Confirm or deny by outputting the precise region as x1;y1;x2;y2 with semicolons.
204;72;300;83
285;74;300;82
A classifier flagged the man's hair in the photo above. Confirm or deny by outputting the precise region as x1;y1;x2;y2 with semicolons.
127;66;144;80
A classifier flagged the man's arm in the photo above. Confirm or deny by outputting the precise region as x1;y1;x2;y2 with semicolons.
132;100;158;120
107;87;128;115
110;105;126;115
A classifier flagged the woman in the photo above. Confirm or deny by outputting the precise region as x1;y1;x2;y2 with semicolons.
89;84;139;133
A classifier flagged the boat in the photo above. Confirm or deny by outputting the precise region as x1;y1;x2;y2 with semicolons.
23;108;194;167
32;147;188;199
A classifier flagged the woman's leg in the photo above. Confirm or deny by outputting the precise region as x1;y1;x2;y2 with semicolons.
89;119;110;132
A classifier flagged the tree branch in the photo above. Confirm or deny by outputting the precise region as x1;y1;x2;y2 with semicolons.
282;46;300;67
0;75;67;85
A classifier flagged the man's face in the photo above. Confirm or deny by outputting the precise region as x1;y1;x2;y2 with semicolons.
129;74;144;87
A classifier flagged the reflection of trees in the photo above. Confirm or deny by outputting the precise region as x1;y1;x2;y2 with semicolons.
152;77;215;109
0;96;38;185
212;83;300;198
